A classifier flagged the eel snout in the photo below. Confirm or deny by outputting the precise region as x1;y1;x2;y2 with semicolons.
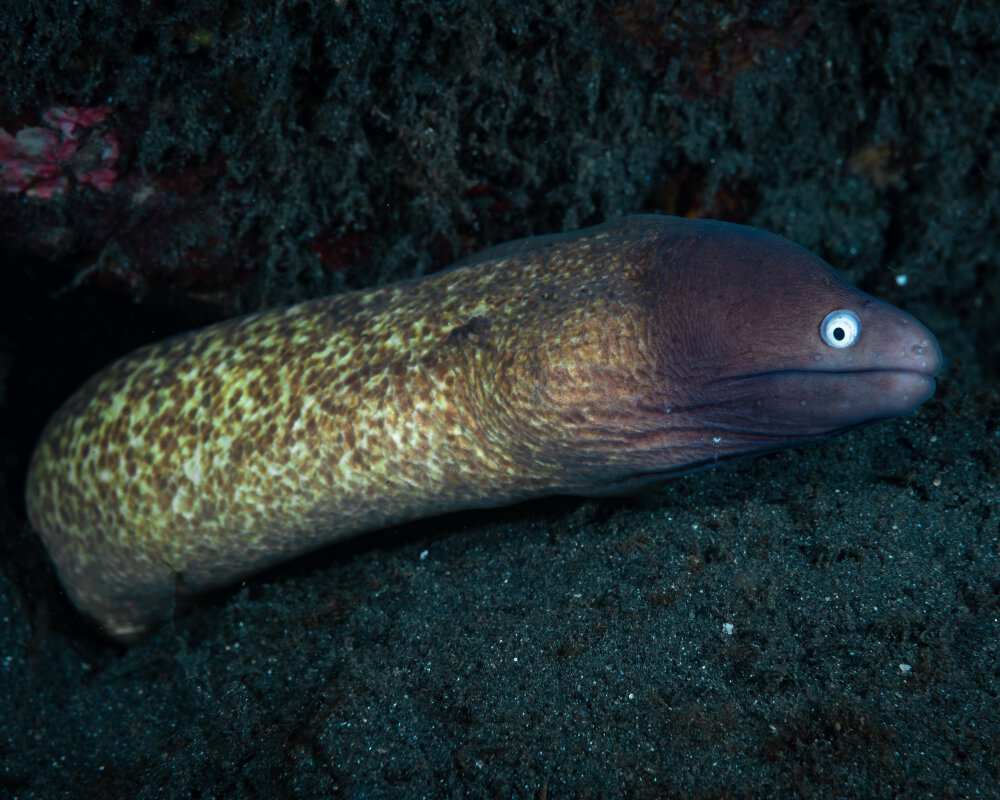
699;297;941;438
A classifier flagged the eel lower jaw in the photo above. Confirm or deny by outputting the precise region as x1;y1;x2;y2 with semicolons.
585;368;938;494
697;366;938;438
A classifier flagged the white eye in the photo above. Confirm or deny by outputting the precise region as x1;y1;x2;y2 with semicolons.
820;309;861;348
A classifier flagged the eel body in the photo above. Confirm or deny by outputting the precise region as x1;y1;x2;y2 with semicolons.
25;215;941;640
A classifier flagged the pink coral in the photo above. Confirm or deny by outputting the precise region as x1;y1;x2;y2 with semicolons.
0;105;119;199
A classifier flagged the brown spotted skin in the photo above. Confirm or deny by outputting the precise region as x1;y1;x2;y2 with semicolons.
25;215;940;640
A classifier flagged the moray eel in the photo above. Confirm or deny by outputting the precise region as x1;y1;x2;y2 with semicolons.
25;215;941;641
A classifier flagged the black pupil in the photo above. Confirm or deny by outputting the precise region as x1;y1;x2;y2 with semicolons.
833;326;845;341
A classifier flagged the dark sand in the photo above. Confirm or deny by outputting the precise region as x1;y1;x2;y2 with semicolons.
1;2;997;797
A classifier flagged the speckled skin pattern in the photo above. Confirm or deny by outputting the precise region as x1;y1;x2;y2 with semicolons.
25;216;940;640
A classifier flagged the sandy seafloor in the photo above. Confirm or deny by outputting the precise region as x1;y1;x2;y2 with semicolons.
0;1;998;798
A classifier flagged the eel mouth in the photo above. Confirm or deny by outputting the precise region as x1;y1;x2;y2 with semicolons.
693;366;938;438
590;366;938;492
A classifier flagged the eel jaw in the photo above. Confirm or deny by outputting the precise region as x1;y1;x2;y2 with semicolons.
693;365;939;440
571;364;939;491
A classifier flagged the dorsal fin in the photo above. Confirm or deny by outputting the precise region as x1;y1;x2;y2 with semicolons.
446;215;676;271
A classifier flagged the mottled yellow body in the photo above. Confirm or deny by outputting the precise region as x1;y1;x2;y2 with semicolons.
26;217;668;640
27;214;942;641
